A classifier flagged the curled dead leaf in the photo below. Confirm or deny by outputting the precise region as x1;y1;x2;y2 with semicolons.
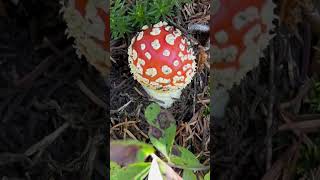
197;45;208;71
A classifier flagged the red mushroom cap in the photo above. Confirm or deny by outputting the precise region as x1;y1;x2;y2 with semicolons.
210;0;276;89
128;21;197;92
61;0;110;75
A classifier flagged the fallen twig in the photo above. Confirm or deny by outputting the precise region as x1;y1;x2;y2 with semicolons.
24;122;70;156
266;43;275;170
280;78;313;109
0;152;32;166
279;119;320;131
77;80;108;110
15;40;73;88
279;111;314;147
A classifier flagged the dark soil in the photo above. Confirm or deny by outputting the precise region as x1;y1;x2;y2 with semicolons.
0;1;108;179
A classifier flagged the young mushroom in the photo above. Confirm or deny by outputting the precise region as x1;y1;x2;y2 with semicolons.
60;0;110;76
128;21;197;108
211;0;277;118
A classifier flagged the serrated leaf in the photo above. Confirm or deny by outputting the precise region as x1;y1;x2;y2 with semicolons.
110;140;154;166
170;146;203;168
183;169;197;180
113;162;151;180
204;171;210;180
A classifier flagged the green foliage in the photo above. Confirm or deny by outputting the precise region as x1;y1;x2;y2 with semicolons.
296;143;320;177
110;0;132;39
145;103;176;160
144;103;161;126
110;161;121;179
111;162;151;180
204;105;210;116
204;171;210;180
110;103;208;179
110;0;190;39
149;0;175;20
169;145;203;169
149;125;176;161
183;169;197;180
128;1;151;27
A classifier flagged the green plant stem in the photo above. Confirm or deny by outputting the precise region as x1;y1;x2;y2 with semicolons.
151;154;209;171
167;162;210;171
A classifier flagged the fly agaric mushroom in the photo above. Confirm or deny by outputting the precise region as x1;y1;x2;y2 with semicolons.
128;21;197;108
60;0;110;76
211;0;276;118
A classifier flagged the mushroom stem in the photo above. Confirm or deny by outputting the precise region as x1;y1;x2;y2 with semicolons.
142;86;182;108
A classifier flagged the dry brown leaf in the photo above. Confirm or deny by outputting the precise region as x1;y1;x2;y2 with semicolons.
279;0;313;28
197;45;208;71
0;0;7;17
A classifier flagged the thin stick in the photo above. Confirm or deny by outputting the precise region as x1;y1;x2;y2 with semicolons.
193;74;197;115
77;80;108;110
24;122;70;156
266;42;275;170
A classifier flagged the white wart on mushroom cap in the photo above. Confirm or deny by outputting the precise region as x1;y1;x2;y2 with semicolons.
211;0;276;90
61;0;110;75
128;21;197;92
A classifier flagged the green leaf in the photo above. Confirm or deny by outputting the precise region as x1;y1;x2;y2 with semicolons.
170;146;203;168
157;157;183;179
110;140;155;166
149;124;176;159
112;162;151;180
145;106;176;160
204;171;210;180
183;169;197;180
145;103;161;126
110;161;121;179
